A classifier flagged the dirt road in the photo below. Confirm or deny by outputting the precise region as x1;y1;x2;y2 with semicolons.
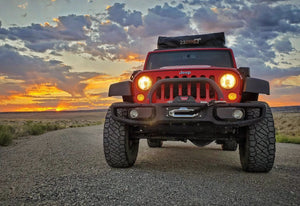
1;126;299;205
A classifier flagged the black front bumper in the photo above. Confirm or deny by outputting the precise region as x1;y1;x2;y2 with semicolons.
110;101;266;128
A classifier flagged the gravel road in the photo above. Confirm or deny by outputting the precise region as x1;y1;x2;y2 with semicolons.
1;125;299;205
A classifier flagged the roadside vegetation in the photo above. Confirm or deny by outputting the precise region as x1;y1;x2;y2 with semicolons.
0;120;102;146
0;110;299;146
273;112;300;144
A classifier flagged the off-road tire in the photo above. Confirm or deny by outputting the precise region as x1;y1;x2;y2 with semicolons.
239;102;275;172
222;140;238;151
103;108;139;168
147;139;163;148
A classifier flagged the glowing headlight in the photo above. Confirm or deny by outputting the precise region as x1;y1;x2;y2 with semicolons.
220;74;236;89
137;76;152;91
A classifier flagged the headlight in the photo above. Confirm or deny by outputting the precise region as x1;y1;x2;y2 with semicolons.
137;76;152;90
220;74;236;89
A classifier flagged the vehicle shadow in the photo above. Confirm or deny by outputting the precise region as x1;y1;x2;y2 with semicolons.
134;143;242;174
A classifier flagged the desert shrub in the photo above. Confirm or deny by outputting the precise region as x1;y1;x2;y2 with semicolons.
45;122;66;131
45;122;56;131
24;122;47;135
1;118;102;146
0;125;15;146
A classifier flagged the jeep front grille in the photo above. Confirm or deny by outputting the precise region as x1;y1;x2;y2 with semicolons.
154;75;218;103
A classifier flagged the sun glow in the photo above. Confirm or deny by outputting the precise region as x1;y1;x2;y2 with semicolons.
56;102;71;112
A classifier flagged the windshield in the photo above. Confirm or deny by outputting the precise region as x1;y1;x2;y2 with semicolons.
146;50;233;70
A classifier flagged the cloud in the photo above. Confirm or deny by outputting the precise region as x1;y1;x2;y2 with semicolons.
0;46;89;97
56;14;92;39
141;3;191;36
107;3;142;27
0;2;298;66
271;75;300;88
249;4;299;29
235;54;300;80
274;37;293;53
0;14;92;52
80;3;192;62
0;45;136;111
50;51;62;56
25;41;57;52
1;1;300;110
98;22;128;44
192;7;244;33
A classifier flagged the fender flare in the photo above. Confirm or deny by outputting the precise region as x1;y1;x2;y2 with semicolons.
243;77;270;95
108;81;132;97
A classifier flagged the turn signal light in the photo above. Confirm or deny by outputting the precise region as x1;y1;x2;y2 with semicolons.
137;94;145;102
228;92;237;101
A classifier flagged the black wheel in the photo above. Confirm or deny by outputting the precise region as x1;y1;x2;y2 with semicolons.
222;140;238;151
239;102;275;172
147;139;163;148
190;140;212;147
103;107;139;168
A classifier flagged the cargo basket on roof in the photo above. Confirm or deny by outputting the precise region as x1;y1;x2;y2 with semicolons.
157;32;225;49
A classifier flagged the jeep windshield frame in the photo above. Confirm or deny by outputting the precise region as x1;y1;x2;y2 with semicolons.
145;48;236;70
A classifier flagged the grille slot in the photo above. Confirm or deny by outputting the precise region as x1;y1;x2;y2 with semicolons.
154;75;218;103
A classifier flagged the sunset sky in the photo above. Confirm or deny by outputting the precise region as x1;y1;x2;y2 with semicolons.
0;0;299;112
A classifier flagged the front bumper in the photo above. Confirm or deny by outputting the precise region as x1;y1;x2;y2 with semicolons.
110;101;266;127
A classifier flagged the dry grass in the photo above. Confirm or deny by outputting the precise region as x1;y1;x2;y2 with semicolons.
0;110;106;146
1;110;299;146
273;112;300;144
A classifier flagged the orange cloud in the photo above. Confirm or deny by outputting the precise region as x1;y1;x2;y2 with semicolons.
53;18;60;23
18;2;28;9
0;73;128;112
0;83;72;112
4;67;298;113
26;84;71;97
83;72;131;93
125;53;144;62
270;75;300;87
101;20;111;25
41;22;51;27
0;94;38;105
15;106;57;112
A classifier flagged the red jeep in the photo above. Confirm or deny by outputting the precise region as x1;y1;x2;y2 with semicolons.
103;32;275;172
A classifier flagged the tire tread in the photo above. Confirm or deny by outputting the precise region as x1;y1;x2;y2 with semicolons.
239;102;275;172
103;108;138;168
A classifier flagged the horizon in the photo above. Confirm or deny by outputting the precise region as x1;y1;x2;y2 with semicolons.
1;105;299;114
0;0;299;112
